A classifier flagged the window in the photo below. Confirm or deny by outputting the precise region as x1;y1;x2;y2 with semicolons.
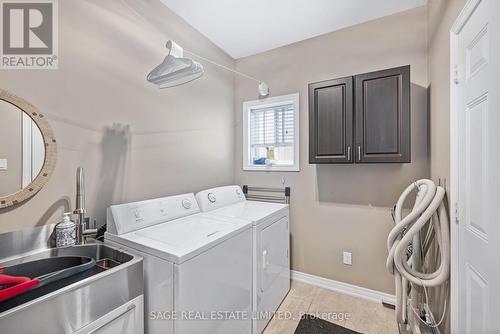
243;93;299;171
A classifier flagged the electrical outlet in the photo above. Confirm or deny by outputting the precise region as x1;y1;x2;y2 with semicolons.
343;251;352;266
0;159;7;171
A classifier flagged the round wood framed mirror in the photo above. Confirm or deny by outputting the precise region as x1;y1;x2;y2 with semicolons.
0;89;57;209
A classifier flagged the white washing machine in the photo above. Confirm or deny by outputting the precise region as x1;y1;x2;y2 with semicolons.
105;193;253;334
195;186;290;334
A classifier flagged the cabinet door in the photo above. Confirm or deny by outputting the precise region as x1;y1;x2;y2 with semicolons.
309;76;353;163
354;65;410;163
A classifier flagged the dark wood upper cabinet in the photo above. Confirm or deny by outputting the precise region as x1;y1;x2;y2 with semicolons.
354;65;411;163
309;77;353;164
308;65;410;164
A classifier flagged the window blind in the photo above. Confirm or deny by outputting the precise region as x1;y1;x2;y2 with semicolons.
249;103;295;148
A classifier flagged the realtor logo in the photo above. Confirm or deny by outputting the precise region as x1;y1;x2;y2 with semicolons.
1;0;58;69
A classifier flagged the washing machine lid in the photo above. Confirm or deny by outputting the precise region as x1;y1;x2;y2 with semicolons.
205;200;288;225
106;214;251;264
196;185;288;224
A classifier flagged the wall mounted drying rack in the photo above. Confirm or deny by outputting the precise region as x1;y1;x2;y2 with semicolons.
242;185;290;204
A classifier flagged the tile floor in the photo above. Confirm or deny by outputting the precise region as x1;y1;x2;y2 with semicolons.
263;280;399;334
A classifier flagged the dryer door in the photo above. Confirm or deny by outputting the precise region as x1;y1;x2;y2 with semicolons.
259;216;289;293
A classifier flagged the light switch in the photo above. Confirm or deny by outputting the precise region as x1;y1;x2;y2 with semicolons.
0;159;7;171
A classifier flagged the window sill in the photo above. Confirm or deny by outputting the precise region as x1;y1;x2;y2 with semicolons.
243;165;300;172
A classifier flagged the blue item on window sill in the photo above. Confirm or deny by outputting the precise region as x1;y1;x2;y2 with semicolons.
253;157;267;165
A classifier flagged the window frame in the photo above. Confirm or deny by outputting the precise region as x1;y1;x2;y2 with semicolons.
242;93;300;172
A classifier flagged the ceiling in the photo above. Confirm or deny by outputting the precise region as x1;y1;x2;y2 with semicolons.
160;0;427;59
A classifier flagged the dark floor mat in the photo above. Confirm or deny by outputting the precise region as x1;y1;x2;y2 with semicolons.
294;314;362;334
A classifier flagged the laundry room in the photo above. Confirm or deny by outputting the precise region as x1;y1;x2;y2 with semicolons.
0;0;497;333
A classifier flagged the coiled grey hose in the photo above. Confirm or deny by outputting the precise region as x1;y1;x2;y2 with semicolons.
386;179;450;324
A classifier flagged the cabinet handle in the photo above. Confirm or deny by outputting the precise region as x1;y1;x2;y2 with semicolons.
87;304;136;334
347;146;351;161
357;146;361;161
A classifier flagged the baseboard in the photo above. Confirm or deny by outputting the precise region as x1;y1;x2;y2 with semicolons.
291;270;396;305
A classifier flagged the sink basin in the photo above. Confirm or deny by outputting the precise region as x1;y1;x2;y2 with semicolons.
0;243;134;312
0;241;143;333
0;256;96;302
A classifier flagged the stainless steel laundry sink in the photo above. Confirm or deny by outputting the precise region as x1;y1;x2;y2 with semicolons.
0;241;143;333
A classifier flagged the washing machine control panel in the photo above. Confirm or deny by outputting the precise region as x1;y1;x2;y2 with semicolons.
196;185;246;212
107;193;200;235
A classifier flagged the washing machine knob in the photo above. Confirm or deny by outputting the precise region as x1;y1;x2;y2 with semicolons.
208;193;216;203
182;199;192;209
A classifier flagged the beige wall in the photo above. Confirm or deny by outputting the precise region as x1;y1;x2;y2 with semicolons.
0;0;236;233
426;0;465;333
0;102;22;197
234;7;429;294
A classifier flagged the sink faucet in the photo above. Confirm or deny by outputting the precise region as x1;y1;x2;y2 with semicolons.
74;167;97;244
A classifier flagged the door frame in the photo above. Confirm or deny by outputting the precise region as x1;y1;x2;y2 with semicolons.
450;0;482;332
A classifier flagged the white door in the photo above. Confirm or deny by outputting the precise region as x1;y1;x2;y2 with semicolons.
255;216;290;334
452;0;500;333
260;217;289;293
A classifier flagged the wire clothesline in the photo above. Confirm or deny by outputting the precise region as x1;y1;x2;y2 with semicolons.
184;49;263;83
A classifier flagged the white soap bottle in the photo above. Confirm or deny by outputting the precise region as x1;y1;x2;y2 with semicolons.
55;212;77;247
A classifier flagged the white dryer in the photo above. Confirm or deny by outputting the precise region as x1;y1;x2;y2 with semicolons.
195;186;290;334
105;193;253;334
